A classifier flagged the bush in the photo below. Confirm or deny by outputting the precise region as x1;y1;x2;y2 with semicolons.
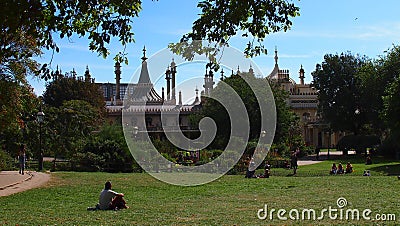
70;140;135;173
0;149;14;171
379;135;400;158
337;135;380;154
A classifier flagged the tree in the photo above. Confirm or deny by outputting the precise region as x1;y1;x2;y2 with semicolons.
175;0;299;59
0;80;39;157
199;71;300;157
43;71;105;112
1;0;299;78
44;100;103;159
380;46;400;152
311;53;368;133
0;0;141;77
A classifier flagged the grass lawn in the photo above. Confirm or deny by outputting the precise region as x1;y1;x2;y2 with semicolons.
0;157;399;225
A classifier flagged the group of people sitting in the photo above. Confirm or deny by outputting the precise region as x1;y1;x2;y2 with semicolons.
330;162;353;175
245;158;271;178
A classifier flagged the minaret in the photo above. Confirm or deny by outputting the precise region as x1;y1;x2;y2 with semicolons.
178;91;182;106
114;62;121;100
236;65;240;75
195;87;199;102
54;65;60;80
299;65;305;85
162;87;165;101
249;64;254;75
165;66;171;100
84;65;91;82
71;68;77;79
274;46;279;67
170;58;177;101
203;64;215;95
220;68;224;81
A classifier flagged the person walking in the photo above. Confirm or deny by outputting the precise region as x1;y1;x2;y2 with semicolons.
18;144;26;175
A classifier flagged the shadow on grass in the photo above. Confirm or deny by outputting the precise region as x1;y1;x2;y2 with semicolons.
368;164;400;176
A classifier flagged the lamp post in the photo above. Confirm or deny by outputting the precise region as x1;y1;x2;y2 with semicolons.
354;108;360;135
37;110;45;171
132;126;139;139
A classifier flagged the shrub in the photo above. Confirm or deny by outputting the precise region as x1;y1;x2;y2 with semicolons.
71;140;134;173
0;149;14;171
337;135;380;154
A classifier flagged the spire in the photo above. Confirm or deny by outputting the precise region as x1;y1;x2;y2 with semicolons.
249;64;254;75
192;86;201;105
71;68;76;79
138;47;151;84
141;46;147;61
274;46;278;67
84;65;91;82
220;68;224;81
236;65;240;75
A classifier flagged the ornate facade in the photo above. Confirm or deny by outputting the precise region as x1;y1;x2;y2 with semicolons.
267;48;340;148
94;46;339;148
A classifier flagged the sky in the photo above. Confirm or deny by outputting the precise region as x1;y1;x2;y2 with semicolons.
30;0;400;103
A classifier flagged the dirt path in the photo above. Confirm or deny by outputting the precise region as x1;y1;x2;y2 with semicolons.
0;171;51;197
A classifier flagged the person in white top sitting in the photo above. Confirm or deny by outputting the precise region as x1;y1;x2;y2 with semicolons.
98;181;128;210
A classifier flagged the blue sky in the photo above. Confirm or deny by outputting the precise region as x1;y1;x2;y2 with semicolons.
31;0;400;102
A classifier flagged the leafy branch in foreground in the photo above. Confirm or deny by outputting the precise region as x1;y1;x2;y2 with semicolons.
171;0;299;61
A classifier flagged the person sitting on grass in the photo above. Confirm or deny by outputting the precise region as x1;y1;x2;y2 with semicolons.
345;162;353;174
337;163;344;174
257;161;271;178
363;170;371;176
98;181;128;210
330;163;337;175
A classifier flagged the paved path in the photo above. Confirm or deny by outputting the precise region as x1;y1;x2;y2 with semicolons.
0;171;50;197
297;150;356;166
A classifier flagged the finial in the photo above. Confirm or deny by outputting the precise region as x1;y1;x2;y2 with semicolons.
170;58;176;68
274;46;278;66
141;45;147;61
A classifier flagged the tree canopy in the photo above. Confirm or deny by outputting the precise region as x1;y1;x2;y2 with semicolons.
42;71;105;111
1;0;299;79
312;46;400;155
311;53;368;133
178;0;299;57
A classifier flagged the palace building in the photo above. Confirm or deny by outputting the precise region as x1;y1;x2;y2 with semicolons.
267;48;340;148
90;46;339;148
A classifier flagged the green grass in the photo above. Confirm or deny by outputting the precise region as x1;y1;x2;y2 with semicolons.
0;157;399;225
269;156;400;177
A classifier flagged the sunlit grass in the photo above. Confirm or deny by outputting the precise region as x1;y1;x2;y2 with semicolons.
0;157;399;225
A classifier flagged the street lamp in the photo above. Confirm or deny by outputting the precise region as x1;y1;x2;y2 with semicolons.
354;108;360;135
37;110;45;171
132;126;139;139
